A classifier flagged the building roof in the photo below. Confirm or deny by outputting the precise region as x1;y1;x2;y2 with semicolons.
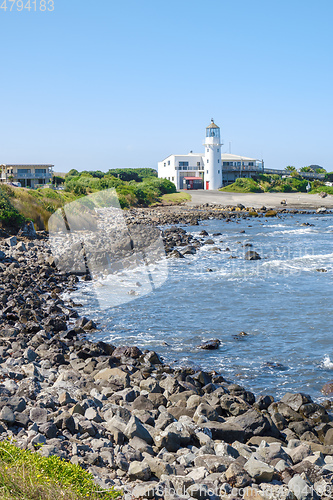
221;153;260;162
160;154;203;161
206;119;219;129
2;164;54;168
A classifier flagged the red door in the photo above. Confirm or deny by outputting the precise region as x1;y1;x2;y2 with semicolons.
206;181;209;190
189;180;193;189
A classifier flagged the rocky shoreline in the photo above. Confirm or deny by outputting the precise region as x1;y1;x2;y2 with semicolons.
123;203;329;227
0;214;333;499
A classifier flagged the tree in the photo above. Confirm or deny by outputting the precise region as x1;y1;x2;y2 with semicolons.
285;166;297;171
300;166;313;172
65;169;79;178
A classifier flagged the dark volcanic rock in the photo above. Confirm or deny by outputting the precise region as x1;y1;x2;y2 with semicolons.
197;339;220;350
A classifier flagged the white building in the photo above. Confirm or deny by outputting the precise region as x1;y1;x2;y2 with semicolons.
158;120;264;189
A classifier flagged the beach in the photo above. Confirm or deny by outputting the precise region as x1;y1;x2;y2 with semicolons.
186;190;333;210
0;208;333;499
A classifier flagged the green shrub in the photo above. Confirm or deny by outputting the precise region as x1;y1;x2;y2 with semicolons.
309;185;333;195
220;178;263;193
0;188;26;228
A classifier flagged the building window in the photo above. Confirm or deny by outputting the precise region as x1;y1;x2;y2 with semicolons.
218;159;220;163
164;163;166;167
206;170;208;174
207;159;209;163
17;169;31;174
172;176;174;181
168;161;170;165
218;170;220;174
217;149;219;152
207;149;209;153
179;161;189;167
197;162;200;167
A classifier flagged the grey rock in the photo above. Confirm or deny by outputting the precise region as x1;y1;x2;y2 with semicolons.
244;250;261;260
194;454;233;473
143;455;176;479
6;236;17;247
287;444;312;464
30;407;48;425
288;475;314;500
200;421;245;443
244;456;274;483
225;462;251;488
131;482;158;499
128;460;151;480
0;406;15;425
193;403;220;423
39;422;58;439
31;433;47;447
124;416;153;444
214;442;239;459
23;348;37;362
233;409;270;439
280;392;312;412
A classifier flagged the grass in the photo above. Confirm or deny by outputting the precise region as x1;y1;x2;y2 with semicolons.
309;185;333;195
0;441;121;500
220;178;263;193
1;186;78;230
154;192;192;205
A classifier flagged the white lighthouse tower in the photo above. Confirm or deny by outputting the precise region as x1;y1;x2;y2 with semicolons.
204;119;222;190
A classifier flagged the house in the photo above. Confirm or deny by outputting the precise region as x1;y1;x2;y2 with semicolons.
0;164;54;188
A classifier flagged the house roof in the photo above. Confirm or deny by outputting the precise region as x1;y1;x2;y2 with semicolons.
221;154;259;162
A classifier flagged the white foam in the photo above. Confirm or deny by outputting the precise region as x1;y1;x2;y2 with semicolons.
322;355;333;369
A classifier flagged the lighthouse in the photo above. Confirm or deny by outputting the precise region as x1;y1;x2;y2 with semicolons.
204;119;222;190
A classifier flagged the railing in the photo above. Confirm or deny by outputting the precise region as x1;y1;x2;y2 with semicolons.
222;165;264;172
175;166;203;171
11;172;52;179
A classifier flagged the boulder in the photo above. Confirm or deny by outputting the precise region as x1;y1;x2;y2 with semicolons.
280;392;312;412
233;409;271;439
244;251;261;260
200;421;245;443
194;454;233;473
128;460;151;481
124;416;153;444
288;475;314;500
225;462;251;488
0;406;15;425
197;339;220;350
94;367;130;387
244;456;274;483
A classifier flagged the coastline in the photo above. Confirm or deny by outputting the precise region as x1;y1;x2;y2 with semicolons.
186;190;333;210
0;212;333;499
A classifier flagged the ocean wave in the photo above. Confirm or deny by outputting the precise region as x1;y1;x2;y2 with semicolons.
321;355;333;369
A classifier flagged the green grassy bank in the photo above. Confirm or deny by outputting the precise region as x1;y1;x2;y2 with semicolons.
0;168;178;230
0;441;120;500
220;174;333;194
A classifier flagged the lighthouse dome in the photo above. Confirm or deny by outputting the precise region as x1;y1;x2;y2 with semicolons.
206;118;219;129
206;119;220;138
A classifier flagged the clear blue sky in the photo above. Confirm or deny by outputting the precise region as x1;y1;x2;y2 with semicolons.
1;0;332;172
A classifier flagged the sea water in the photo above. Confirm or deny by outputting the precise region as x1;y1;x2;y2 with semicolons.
69;213;333;401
